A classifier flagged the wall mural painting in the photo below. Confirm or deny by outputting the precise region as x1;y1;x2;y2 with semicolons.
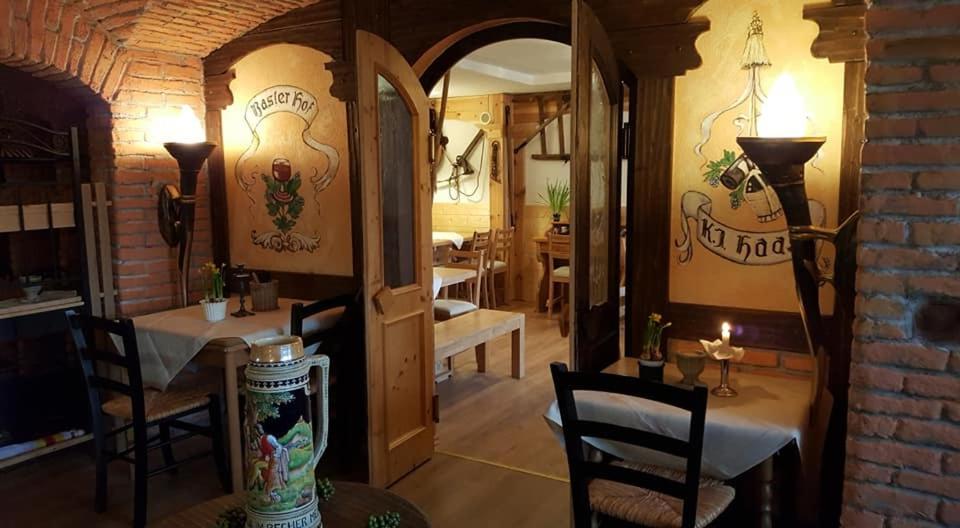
669;0;843;312
223;45;353;276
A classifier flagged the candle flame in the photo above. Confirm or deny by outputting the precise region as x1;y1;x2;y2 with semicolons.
758;73;808;138
722;322;731;333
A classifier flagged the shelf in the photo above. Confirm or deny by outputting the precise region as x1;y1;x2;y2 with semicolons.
0;432;91;470
0;291;83;320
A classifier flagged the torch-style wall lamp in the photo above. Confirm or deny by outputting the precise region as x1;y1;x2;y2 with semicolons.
156;106;216;307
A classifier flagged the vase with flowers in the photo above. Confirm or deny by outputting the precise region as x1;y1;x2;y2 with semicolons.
200;262;227;322
639;312;672;382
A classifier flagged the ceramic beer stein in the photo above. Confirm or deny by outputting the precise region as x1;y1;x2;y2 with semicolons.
244;336;329;528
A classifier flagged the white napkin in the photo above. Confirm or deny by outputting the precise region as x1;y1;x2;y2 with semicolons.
699;338;745;362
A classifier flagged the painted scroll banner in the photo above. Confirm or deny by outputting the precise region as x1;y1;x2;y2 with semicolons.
676;191;825;266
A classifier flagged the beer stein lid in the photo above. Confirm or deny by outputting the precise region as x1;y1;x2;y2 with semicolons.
250;335;305;363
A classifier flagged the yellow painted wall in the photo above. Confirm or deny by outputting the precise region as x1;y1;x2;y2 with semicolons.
669;0;844;312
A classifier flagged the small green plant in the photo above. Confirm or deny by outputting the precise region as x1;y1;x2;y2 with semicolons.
368;511;401;528
538;179;571;218
215;507;245;528
318;478;335;502
641;313;672;362
200;262;225;301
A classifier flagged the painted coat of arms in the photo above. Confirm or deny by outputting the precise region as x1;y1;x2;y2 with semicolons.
235;85;341;253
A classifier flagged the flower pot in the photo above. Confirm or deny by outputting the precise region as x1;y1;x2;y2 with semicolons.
201;299;228;322
552;213;561;223
638;359;665;383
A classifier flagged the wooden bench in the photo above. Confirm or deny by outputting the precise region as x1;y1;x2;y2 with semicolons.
434;309;525;379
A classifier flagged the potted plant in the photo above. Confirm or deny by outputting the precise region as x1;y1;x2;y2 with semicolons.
639;312;672;382
538;179;571;223
200;262;227;322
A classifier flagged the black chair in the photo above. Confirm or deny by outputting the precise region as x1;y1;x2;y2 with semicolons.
290;293;359;474
550;362;734;528
66;311;229;528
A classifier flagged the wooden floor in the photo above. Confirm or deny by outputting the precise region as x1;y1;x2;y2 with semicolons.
0;303;575;527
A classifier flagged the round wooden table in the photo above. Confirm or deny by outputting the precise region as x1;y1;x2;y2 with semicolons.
157;481;430;527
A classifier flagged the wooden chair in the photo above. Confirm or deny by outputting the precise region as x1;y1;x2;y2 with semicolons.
66;311;228;528
291;293;355;475
434;249;485;322
471;229;497;308
489;226;515;308
550;363;734;528
545;231;570;319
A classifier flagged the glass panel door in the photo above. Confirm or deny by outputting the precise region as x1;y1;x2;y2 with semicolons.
588;62;610;307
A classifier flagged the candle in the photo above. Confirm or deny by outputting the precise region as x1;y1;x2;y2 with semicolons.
721;322;731;347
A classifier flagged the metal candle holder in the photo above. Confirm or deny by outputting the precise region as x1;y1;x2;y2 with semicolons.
159;141;216;307
231;264;255;318
713;359;737;398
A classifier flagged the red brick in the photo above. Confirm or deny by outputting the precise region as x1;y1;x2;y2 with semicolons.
941;501;960;526
740;349;779;368
911;222;960;246
908;276;960;298
849;414;899;439
889;519;945;528
855;342;948;371
866;118;917;138
848;438;941;473
840;507;884;528
868;91;960;114
945;453;960;475
846;460;896;485
849;390;942;419
843;481;939;518
904;372;960;401
858;273;906;295
866;65;924;86
862;172;913;191
868;36;960;62
931;65;960;83
782;354;812;372
859;247;958;270
861;195;957;217
867;5;960;33
896;419;960;450
854;319;909;340
851;364;905;392
862;143;960;166
859;219;908;244
856;296;907;319
915;172;960;191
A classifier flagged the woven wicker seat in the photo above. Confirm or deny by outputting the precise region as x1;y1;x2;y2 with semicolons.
589;462;735;528
102;386;212;421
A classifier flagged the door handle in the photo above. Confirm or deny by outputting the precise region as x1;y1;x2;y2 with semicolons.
372;286;394;315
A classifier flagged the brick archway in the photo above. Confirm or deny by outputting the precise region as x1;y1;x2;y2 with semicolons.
1;1;316;315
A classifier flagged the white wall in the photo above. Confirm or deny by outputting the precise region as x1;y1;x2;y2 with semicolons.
522;113;628;207
434;119;490;205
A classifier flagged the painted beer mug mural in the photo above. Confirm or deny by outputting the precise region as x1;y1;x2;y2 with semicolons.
244;336;329;528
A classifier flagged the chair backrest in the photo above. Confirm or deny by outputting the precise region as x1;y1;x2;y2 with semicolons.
471;230;497;268
291;292;356;350
547;232;570;274
550;362;708;528
66;310;147;421
494;227;515;265
443;249;485;305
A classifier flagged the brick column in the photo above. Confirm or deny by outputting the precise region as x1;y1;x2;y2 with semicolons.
843;1;960;526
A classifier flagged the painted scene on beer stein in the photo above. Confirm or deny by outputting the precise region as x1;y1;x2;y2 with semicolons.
245;388;316;512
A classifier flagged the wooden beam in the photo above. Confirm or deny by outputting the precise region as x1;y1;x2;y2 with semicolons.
803;1;867;63
513;101;570;153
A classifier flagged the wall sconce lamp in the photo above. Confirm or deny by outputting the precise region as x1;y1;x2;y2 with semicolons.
736;73;859;404
156;106;217;307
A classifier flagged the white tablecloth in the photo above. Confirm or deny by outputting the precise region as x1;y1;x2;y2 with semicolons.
544;362;811;479
432;231;465;249
112;297;343;390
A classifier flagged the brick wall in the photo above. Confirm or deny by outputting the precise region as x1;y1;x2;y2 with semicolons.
1;1;211;315
843;1;960;526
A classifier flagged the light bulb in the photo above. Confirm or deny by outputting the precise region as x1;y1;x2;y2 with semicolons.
758;73;808;138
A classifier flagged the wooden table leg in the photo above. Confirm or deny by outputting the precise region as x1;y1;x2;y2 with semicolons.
475;343;486;373
511;324;525;379
223;353;243;494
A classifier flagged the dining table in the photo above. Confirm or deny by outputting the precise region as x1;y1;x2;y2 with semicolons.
544;357;812;527
113;296;345;492
432;265;478;299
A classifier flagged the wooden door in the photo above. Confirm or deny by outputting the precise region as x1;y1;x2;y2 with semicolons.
356;30;435;487
570;0;623;372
